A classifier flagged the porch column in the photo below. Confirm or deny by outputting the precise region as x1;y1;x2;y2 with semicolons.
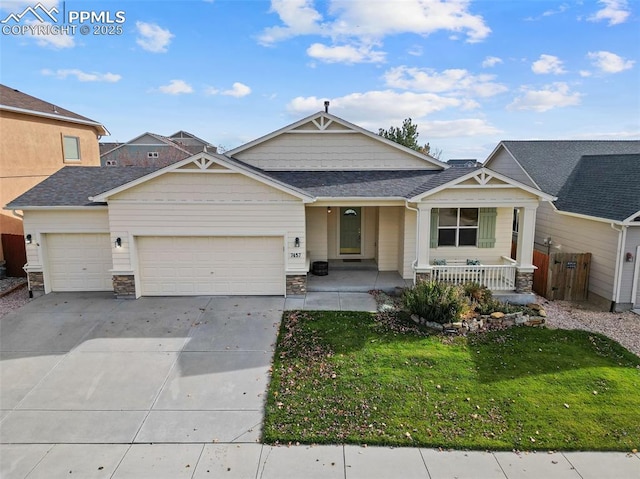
515;205;537;293
515;205;537;269
416;205;432;269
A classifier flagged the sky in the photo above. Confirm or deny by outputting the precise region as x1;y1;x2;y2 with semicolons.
1;0;638;161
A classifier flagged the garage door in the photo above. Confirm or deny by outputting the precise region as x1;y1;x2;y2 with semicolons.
47;233;113;291
138;236;284;296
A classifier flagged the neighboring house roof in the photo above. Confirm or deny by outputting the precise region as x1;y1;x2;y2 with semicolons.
0;83;109;136
496;140;640;196
99;142;123;155
6;167;158;208
555;154;640;222
227;111;448;170
101;131;216;166
448;159;481;168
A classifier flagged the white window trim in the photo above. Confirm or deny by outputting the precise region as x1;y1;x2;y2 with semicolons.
437;208;479;247
62;135;81;163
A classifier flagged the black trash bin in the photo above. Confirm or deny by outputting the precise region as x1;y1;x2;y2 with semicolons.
312;261;328;276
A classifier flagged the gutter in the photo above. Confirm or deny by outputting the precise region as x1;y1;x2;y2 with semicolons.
1;105;109;136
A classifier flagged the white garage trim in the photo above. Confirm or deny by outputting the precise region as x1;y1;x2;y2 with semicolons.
44;233;113;292
137;236;285;296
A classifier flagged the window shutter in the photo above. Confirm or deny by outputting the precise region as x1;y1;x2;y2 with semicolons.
430;209;439;248
478;208;497;248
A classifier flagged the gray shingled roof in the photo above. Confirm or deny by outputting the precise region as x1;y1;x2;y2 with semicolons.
0;84;104;127
555;154;640;222
268;167;476;198
5;162;480;208
501;140;640;196
5;167;159;208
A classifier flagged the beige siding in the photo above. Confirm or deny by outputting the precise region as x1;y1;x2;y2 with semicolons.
535;202;617;301
378;207;402;271
620;226;640;305
429;207;513;264
22;209;109;267
108;202;305;272
234;133;438;170
114;172;299;203
306;207;328;263
426;187;539;204
402;209;417;279
397;208;406;274
486;148;537;188
364;207;377;258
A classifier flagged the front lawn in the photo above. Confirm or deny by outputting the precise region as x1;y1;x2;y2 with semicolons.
263;311;640;451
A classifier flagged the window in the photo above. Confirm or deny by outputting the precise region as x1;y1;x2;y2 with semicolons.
105;159;117;166
147;152;159;159
437;208;478;247
512;208;520;234
63;136;81;162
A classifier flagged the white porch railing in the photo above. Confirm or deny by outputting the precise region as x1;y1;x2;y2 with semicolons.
430;256;517;291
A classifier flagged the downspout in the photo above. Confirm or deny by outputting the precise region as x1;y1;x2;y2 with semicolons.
405;200;420;284
610;223;626;312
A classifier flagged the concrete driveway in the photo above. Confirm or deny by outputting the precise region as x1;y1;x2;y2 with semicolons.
0;292;284;445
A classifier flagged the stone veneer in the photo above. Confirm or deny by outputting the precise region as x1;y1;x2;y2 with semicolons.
113;275;136;299
515;271;534;294
28;271;44;291
286;274;307;295
415;272;431;283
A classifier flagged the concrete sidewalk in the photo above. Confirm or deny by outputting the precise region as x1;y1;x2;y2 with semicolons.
1;443;638;478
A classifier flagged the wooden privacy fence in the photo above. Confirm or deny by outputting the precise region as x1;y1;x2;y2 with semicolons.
533;251;591;301
1;234;27;278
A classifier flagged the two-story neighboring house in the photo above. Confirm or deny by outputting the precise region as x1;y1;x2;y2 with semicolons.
0;84;108;277
100;131;216;168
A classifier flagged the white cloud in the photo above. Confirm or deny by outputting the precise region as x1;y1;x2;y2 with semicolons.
23;20;74;48
508;82;581;112
383;66;508;98
482;56;502;68
407;45;423;57
531;54;566;74
260;0;491;64
287;90;473;131
587;51;634;73
588;0;630;25
136;21;174;53
307;42;385;63
420;119;503;138
222;82;251;97
41;68;121;82
205;82;252;97
259;0;323;44
157;79;193;95
579;70;592;77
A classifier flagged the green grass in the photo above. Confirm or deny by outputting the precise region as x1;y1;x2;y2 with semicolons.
263;310;640;451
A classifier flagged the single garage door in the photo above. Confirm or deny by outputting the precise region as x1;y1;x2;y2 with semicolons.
47;233;113;291
138;236;285;296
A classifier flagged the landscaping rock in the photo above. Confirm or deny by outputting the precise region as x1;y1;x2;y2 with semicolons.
528;303;542;311
424;321;444;331
537;308;547;317
490;312;505;319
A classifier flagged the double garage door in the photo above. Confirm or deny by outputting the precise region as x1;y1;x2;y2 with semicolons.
45;234;285;296
138;236;285;296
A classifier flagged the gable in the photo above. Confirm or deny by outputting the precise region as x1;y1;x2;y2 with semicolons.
129;134;168;146
411;168;554;204
484;144;537;188
111;170;301;203
229;112;445;171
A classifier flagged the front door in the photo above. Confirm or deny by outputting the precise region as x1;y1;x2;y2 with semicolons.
340;207;361;255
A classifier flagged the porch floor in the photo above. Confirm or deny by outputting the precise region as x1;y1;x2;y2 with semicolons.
307;260;412;293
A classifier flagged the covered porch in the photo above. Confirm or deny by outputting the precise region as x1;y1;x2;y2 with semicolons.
306;259;412;293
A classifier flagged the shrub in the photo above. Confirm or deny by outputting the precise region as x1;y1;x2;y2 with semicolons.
402;280;468;324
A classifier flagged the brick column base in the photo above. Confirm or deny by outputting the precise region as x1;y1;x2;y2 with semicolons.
415;272;431;283
286;274;307;295
113;275;136;299
515;271;533;293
